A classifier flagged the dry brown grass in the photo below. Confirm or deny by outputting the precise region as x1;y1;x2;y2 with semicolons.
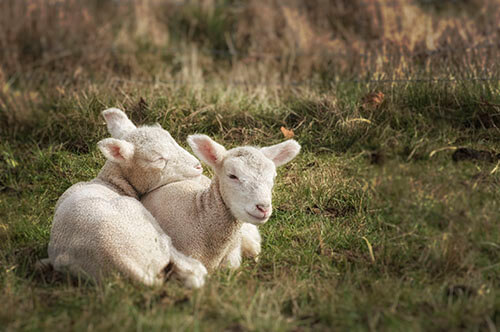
0;0;498;87
233;0;499;80
0;1;120;76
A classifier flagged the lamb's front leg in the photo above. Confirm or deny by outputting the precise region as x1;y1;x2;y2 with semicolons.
240;223;261;261
222;237;242;269
168;242;208;288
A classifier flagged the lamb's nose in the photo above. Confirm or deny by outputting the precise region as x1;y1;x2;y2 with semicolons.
195;164;202;170
256;204;271;214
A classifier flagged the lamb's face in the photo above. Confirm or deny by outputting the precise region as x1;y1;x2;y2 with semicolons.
187;134;301;226
124;126;203;193
219;147;276;225
100;108;205;195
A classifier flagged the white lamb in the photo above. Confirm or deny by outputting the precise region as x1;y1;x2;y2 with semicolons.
141;134;300;271
40;108;208;288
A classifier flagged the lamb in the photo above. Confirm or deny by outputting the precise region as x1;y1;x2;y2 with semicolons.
39;108;208;288
141;134;300;271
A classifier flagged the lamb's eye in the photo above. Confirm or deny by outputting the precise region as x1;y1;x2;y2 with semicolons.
228;174;238;180
151;157;166;168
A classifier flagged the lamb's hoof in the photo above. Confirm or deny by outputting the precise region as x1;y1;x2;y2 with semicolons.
35;258;53;272
174;257;208;289
243;243;261;259
184;273;206;289
227;258;242;270
183;261;208;289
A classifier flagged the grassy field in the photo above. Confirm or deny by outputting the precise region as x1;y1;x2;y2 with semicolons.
1;0;500;331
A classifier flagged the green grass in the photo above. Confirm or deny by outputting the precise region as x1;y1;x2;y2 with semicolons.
1;80;499;331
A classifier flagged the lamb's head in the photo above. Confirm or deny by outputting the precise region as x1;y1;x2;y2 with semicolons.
188;134;301;225
97;108;203;194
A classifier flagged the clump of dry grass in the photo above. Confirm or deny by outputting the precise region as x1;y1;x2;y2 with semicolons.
0;1;122;76
230;0;499;80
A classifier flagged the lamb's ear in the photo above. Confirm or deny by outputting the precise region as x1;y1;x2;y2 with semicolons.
260;140;301;167
101;108;137;138
187;134;226;168
98;138;135;163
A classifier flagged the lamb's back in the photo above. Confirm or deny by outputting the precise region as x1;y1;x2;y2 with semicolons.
49;181;171;284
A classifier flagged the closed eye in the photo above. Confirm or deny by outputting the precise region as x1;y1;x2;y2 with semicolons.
228;174;238;180
151;157;167;168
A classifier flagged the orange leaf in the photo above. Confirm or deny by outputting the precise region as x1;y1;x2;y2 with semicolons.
280;126;295;138
362;91;385;109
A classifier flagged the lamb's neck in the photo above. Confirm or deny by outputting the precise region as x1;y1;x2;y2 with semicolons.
96;161;139;199
196;176;241;252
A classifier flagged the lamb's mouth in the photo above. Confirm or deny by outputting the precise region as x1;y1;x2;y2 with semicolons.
246;211;268;223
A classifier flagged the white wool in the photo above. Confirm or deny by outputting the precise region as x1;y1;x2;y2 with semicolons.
142;135;300;271
42;108;207;287
240;223;262;260
102;107;136;139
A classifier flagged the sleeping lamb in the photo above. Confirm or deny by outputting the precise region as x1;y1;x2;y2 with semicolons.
141;134;300;271
40;108;208;287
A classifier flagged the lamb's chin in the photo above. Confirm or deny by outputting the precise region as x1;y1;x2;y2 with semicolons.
231;208;252;224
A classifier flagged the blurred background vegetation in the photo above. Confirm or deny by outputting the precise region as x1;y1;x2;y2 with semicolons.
0;0;498;85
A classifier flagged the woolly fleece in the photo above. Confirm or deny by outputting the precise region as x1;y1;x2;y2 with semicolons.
42;109;207;287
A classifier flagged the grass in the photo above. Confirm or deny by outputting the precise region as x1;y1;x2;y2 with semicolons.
1;82;499;331
1;0;500;331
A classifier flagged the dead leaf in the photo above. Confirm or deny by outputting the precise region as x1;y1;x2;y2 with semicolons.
362;91;385;109
280;126;294;138
73;67;83;79
56;86;65;95
82;8;91;23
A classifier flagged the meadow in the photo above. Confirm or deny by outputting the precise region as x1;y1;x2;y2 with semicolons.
1;0;499;330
